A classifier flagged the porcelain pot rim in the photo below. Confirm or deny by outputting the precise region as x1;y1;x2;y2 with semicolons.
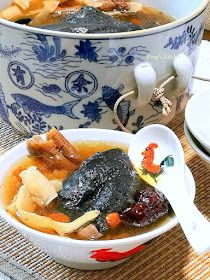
0;0;208;40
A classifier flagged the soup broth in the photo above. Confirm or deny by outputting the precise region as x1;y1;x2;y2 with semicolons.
2;140;173;241
114;6;174;28
0;1;175;33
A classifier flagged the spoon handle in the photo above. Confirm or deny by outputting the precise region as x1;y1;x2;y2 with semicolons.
158;180;210;255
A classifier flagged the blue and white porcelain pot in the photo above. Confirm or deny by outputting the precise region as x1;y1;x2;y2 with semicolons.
0;0;208;134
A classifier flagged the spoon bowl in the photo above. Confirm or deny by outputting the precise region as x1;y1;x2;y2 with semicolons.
128;124;210;255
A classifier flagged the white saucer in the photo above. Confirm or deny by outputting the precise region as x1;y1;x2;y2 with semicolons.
185;91;210;154
184;121;210;169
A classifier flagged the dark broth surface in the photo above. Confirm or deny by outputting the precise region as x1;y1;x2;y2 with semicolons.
2;141;173;240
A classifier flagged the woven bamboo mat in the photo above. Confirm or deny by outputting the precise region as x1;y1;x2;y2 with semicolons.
0;114;209;280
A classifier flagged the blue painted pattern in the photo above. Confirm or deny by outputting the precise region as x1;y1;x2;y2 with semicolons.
42;84;61;94
132;116;144;133
33;83;63;101
75;40;101;62
99;46;149;67
0;83;9;123
21;33;80;80
10;103;63;134
65;70;98;98
8;61;34;89
102;85;134;127
80;85;135;128
164;24;203;54
74;40;149;67
32;34;67;62
9;93;80;119
81;101;103;123
0;45;21;60
11;65;26;86
1;16;203;134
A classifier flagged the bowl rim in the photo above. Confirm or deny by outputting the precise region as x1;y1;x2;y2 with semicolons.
0;0;208;39
0;128;195;247
184;122;210;162
185;91;210;151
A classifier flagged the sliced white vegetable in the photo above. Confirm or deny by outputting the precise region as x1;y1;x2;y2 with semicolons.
6;185;36;216
20;166;58;206
50;180;63;192
14;185;100;236
6;200;17;216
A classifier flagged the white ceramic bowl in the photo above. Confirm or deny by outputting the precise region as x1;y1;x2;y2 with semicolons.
185;90;210;154
0;0;208;134
184;121;210;169
0;129;195;270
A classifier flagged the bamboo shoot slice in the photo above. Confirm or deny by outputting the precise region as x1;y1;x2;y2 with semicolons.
6;185;36;216
20;166;58;206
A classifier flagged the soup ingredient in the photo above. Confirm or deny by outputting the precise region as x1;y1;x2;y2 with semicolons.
0;5;23;22
29;0;59;27
6;185;37;216
13;0;43;11
96;0;130;12
121;186;169;227
3;135;172;240
20;166;58;207
41;6;142;33
54;0;131;15
9;185;100;235
77;224;103;240
15;18;31;24
47;212;70;222
46;127;81;164
9;185;36;213
0;0;58;22
50;180;63;192
0;0;174;33
28;129;81;170
57;148;140;232
105;212;121;228
28;136;75;170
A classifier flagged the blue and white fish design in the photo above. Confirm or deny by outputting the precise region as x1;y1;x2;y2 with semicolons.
0;83;9;123
102;85;132;127
11;93;79;119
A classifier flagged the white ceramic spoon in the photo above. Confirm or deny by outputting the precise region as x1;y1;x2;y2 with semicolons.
128;124;210;255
